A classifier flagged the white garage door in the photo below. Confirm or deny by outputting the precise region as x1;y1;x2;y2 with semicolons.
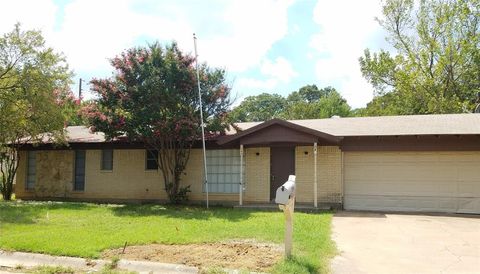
344;152;480;214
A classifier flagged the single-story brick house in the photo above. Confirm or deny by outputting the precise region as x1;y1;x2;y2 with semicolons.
15;113;480;214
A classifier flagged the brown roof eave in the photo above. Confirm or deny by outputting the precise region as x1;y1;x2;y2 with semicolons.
217;118;342;146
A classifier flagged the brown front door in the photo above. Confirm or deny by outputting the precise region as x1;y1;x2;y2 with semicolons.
270;147;295;201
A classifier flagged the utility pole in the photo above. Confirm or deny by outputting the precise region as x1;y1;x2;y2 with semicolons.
193;33;209;209
78;78;83;99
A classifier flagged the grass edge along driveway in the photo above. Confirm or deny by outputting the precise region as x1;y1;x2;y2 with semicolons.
0;202;336;273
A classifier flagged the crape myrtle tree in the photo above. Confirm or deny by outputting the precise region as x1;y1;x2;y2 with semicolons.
83;42;231;203
0;24;74;200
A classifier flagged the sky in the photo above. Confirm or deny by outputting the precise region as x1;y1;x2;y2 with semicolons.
0;0;391;109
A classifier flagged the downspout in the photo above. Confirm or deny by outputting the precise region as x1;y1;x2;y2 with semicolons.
239;144;244;206
314;142;318;208
341;151;345;209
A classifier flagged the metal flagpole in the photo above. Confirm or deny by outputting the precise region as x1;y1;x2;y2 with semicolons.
193;33;209;209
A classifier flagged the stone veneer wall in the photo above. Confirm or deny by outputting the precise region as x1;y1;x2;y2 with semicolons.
16;150;75;199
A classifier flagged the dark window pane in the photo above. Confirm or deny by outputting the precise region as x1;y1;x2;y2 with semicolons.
101;149;113;170
145;150;158;170
74;150;86;191
26;151;36;190
74;181;84;191
75;163;85;170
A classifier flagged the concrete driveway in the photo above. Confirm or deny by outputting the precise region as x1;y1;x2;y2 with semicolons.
331;211;480;274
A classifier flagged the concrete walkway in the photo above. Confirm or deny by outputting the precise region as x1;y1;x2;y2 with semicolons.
0;250;198;273
331;211;480;274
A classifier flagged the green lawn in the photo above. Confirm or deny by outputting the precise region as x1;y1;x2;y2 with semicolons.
0;201;335;273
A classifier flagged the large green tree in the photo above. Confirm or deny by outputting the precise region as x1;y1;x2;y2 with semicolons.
229;85;351;122
287;85;335;103
283;85;351;119
0;24;73;200
83;42;231;203
360;0;480;115
229;93;287;122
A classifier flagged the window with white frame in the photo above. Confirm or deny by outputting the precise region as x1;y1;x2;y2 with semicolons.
205;149;244;193
26;151;36;190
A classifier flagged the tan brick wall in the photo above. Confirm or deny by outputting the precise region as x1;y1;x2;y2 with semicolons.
295;146;342;204
80;149;167;200
244;147;270;202
14;150;27;197
15;148;271;204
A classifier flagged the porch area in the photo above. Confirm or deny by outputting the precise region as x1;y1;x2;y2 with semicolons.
217;119;344;208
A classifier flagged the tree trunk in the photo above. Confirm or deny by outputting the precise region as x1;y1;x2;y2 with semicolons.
157;142;192;204
1;177;13;200
0;148;19;201
1;169;14;201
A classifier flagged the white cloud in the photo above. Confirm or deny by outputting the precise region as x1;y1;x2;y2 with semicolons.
0;0;57;38
261;57;297;83
197;0;294;72
1;0;294;101
1;0;293;77
234;56;297;98
236;78;278;90
310;0;388;108
53;0;194;74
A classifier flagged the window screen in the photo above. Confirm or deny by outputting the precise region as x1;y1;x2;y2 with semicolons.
26;151;36;190
205;149;244;193
145;150;158;170
101;149;113;170
74;150;86;191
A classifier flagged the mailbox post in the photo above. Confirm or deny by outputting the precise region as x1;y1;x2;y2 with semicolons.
275;175;296;257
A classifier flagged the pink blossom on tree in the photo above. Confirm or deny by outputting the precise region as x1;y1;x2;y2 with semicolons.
82;42;232;203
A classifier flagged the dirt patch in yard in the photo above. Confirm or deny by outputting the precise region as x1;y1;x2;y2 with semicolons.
102;239;283;272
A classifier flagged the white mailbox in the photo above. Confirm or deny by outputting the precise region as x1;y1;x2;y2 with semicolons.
275;175;296;205
275;174;296;257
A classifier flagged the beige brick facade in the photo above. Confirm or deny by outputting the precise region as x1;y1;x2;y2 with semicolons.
15;150;28;197
244;147;270;202
15;146;342;206
295;146;343;205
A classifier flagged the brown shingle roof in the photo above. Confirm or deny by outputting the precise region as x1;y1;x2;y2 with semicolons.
233;113;480;137
60;113;480;143
64;126;106;143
